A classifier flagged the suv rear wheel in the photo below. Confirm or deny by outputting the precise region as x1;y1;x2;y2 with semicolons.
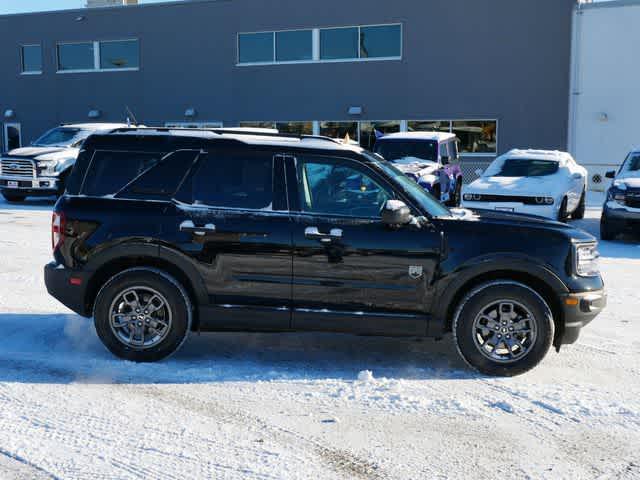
453;281;554;376
94;268;192;362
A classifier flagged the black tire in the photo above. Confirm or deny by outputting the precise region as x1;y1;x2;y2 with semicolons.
431;183;442;203
572;190;586;220
557;197;568;222
600;216;616;241
2;193;26;203
453;281;554;377
93;268;192;362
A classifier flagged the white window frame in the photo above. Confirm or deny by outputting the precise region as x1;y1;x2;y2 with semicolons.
3;123;22;151
20;44;43;75
56;39;140;74
237;23;402;66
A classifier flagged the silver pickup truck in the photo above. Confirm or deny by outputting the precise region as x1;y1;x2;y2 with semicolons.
0;123;129;203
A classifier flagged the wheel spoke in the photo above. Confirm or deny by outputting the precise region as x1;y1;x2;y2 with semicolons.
109;286;173;350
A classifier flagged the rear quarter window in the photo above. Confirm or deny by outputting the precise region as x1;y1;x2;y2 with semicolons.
81;151;163;197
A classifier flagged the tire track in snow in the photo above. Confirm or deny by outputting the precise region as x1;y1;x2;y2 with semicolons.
0;447;59;480
128;385;387;480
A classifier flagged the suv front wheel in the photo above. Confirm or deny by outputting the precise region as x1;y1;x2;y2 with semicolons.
453;281;554;376
94;268;192;362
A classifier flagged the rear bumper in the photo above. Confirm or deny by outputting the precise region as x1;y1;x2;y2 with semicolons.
44;262;90;317
558;289;607;345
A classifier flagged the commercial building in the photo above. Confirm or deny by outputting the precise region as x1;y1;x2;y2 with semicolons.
0;0;575;179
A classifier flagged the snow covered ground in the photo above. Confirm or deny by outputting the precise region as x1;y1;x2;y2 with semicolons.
0;193;638;479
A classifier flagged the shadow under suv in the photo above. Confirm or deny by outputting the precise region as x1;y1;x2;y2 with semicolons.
45;128;606;376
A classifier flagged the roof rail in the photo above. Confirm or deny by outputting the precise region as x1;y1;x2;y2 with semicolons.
106;126;345;145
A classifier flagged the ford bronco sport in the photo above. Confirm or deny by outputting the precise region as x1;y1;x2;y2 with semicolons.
45;128;606;376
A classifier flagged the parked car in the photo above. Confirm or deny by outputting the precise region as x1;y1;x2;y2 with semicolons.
601;149;640;240
45;128;605;376
373;132;463;206
462;149;588;221
0;123;130;203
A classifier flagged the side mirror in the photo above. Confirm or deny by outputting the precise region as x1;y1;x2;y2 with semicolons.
382;200;413;227
605;170;616;179
475;168;484;176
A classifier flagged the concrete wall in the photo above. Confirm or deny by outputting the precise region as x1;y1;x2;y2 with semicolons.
0;0;574;154
569;0;640;190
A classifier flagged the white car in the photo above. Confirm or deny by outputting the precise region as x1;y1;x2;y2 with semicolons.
462;149;588;221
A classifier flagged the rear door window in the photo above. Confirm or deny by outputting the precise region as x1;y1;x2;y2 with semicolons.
81;151;163;197
119;150;199;199
177;149;274;210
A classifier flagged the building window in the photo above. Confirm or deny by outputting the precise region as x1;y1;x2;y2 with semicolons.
238;24;401;65
452;121;497;154
276;122;313;135
360;25;402;59
320;27;359;60
276;30;313;62
409;120;451;133
408;120;497;155
359;121;400;150
57;39;139;72
57;42;95;71
238;32;274;64
21;45;42;74
320;122;358;142
99;39;139;70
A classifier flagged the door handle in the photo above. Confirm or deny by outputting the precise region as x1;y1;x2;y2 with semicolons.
180;220;216;236
305;226;343;243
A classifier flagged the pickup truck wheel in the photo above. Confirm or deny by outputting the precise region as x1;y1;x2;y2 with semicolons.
93;268;192;362
448;180;462;207
453;281;554;377
2;193;26;203
572;190;586;220
600;216;616;241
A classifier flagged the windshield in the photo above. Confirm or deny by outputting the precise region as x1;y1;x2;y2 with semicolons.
374;140;438;164
487;158;559;177
33;127;93;147
622;153;640;173
365;153;451;218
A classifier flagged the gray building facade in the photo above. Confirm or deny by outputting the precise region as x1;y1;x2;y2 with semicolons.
0;0;575;167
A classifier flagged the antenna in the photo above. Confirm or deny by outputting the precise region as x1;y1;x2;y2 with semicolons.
125;105;138;126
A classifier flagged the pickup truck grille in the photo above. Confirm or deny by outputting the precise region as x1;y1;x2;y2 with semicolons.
626;192;640;209
0;159;35;178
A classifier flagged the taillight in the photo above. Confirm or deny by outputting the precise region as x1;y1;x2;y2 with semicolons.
52;211;66;251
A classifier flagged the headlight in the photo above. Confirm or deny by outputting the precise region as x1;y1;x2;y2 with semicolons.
37;160;57;176
575;243;600;277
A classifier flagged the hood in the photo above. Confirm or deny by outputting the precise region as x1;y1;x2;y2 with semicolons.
4;146;79;162
615;173;640;189
392;158;439;176
467;175;563;196
443;207;595;243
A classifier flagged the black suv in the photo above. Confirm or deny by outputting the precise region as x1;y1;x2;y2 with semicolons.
45;128;606;376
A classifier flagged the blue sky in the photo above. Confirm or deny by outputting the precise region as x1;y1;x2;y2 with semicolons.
0;0;169;15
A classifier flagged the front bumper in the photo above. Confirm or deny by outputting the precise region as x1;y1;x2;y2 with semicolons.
603;201;640;230
558;289;607;345
0;175;60;194
44;262;90;317
460;200;557;219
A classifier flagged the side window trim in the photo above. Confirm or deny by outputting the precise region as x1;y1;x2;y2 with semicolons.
289;153;399;220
